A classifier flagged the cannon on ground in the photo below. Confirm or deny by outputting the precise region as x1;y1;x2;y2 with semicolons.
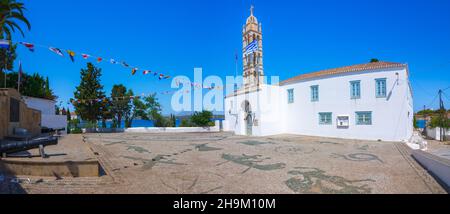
0;128;58;158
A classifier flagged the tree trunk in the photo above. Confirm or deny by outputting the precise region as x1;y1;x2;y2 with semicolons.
102;119;106;128
117;115;122;128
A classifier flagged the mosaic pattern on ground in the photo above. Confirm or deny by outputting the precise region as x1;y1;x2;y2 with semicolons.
2;132;445;194
285;167;375;194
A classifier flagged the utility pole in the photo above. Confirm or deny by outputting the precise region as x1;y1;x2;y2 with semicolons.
438;89;445;142
423;105;427;134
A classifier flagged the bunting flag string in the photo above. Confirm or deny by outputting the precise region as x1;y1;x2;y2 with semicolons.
70;95;141;105
70;90;192;105
173;78;244;91
6;39;171;80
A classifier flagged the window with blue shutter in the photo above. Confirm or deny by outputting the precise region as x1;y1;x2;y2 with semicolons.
287;89;294;104
319;112;332;125
311;85;319;102
356;111;372;125
350;81;361;99
375;78;387;98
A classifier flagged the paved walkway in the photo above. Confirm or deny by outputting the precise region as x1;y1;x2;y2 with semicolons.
427;140;450;160
1;132;446;194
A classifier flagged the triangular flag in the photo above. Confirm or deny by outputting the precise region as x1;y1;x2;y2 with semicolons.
122;61;129;67
67;50;76;62
110;59;117;64
132;68;138;75
82;54;90;59
97;57;102;63
19;42;34;52
143;70;151;75
49;47;64;56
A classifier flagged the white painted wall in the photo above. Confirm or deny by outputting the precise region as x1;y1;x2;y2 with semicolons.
426;127;450;141
42;114;67;130
125;121;221;133
412;150;450;189
23;96;56;115
23;96;68;132
224;67;414;142
224;84;283;136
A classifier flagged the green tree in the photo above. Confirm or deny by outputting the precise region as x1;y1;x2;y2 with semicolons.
66;108;71;121
100;99;112;128
0;0;30;74
124;91;147;128
0;43;17;73
3;71;56;99
152;113;170;127
370;58;379;63
0;0;31;40
417;109;435;115
110;84;130;128
73;63;106;123
191;110;214;127
169;114;177;127
180;118;192;127
429;109;450;129
143;93;161;116
140;93;172;127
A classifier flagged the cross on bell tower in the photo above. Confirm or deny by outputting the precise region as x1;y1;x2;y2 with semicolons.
242;5;264;87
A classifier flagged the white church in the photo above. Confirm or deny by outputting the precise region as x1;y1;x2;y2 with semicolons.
223;7;414;142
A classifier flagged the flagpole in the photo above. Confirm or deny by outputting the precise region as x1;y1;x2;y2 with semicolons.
17;61;21;93
3;55;7;88
235;51;238;91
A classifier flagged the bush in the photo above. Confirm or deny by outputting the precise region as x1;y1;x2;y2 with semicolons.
82;121;98;129
180;119;192;127
70;127;83;134
152;112;171;127
191;111;214;127
429;116;450;129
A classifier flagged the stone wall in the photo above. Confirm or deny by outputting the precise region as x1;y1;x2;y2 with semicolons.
0;88;41;139
0;90;8;139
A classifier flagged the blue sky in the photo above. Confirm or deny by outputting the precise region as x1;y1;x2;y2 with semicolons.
11;0;450;114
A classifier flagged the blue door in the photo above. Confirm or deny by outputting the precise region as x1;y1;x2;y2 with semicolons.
246;113;252;136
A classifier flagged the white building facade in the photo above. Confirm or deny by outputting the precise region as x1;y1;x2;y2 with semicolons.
224;7;414;142
23;96;67;133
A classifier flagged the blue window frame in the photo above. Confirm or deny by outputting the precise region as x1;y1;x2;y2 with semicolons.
350;81;361;99
311;85;319;102
356;111;372;125
287;89;294;104
319;112;332;125
375;78;387;98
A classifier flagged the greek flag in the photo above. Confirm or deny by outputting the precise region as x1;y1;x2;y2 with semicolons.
244;40;259;56
0;40;10;49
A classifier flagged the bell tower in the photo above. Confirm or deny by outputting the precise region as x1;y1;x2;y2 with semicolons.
242;5;264;87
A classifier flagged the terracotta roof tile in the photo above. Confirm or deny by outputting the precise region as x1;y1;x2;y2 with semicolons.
280;61;406;85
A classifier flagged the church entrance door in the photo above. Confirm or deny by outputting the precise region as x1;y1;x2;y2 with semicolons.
246;113;253;136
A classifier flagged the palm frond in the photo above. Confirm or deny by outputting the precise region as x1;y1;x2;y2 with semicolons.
6;20;24;36
3;25;12;40
7;11;30;30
